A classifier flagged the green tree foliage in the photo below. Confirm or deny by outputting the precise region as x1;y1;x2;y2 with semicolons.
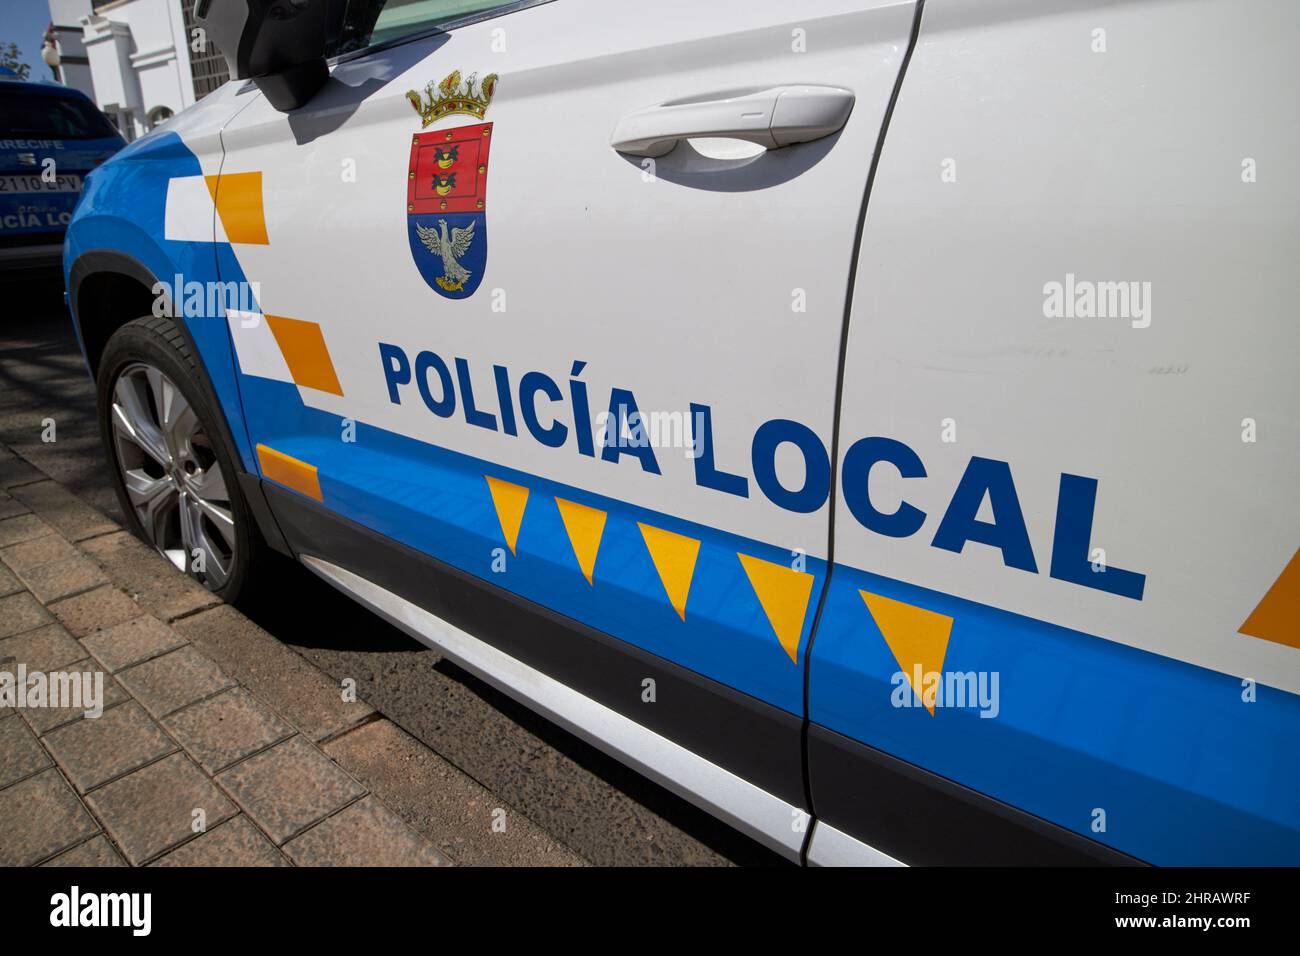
0;41;33;80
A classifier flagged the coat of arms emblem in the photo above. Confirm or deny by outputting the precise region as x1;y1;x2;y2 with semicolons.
405;71;497;299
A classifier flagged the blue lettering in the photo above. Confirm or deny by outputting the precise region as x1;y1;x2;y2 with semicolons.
931;457;1038;573
379;342;410;405
690;403;748;498
569;361;595;457
519;371;568;448
1050;474;1145;599
455;357;497;431
601;389;661;475
493;365;518;437
840;436;926;537
751;419;830;514
414;351;455;418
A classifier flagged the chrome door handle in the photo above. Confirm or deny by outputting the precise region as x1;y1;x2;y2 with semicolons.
610;85;855;158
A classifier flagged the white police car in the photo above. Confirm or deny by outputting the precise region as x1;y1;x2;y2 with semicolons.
64;0;1299;865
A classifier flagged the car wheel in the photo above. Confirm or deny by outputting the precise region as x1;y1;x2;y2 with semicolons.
97;315;266;602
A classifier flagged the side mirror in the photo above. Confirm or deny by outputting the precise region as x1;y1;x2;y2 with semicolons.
195;0;342;111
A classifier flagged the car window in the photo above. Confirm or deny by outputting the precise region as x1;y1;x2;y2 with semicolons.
330;0;528;57
0;88;122;141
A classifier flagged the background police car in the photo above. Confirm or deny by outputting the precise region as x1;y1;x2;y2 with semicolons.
0;74;122;272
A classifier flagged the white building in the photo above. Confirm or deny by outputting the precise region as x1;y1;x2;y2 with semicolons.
46;0;229;141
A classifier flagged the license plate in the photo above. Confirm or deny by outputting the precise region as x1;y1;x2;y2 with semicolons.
0;174;84;194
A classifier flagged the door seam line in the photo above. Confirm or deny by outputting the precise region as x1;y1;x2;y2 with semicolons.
798;0;927;866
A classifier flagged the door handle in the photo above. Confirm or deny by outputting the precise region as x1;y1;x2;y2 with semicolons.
610;85;855;158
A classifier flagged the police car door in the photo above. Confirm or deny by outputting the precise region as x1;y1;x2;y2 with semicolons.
805;0;1300;865
213;0;919;848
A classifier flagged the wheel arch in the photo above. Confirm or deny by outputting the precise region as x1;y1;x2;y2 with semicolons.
69;249;292;556
68;250;162;380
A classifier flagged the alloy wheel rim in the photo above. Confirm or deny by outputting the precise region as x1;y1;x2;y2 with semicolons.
109;362;236;590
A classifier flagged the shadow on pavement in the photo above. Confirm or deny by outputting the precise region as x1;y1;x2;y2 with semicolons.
244;551;791;866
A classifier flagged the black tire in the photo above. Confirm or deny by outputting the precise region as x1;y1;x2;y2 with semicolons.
97;315;267;602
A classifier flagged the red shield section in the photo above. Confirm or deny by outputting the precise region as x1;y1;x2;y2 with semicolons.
408;122;492;215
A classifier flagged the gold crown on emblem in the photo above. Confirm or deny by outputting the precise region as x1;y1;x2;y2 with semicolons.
405;70;499;127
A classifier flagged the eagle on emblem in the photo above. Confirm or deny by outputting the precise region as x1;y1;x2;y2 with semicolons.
415;218;476;292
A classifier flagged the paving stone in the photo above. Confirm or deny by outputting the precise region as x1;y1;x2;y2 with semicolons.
0;489;31;520
284;795;449;866
176;605;374;742
43;701;176;792
43;835;127;867
0;622;85;672
0;532;77;572
151;815;288;867
163;686;294;773
323;718;585;867
0;768;99;866
0;515;50;549
117;645;236;718
0;450;43;491
80;615;186;673
86;751;237;865
217;735;366;844
8;480;117;541
80;531;220;621
20;659;127;735
0;561;20;597
0;711;52;787
0;593;53;639
48;585;146;638
16;555;109;603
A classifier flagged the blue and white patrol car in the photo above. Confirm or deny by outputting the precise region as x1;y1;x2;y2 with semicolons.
0;72;123;273
63;0;1299;866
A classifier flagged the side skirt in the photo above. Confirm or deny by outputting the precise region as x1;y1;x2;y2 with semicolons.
806;819;905;867
808;723;1143;866
261;481;811;859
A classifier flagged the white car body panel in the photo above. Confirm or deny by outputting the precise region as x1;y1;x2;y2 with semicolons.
838;0;1300;691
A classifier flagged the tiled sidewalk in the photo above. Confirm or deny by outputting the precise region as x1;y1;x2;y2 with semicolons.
0;445;583;867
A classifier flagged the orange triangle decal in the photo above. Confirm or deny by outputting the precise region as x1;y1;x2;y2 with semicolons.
484;476;529;555
737;553;815;664
555;498;607;585
861;591;953;716
1239;547;1300;650
638;523;701;620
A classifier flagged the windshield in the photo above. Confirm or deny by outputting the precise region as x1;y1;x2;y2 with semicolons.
0;87;123;141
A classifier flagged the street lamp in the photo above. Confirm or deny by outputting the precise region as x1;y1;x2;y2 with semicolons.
41;25;61;82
